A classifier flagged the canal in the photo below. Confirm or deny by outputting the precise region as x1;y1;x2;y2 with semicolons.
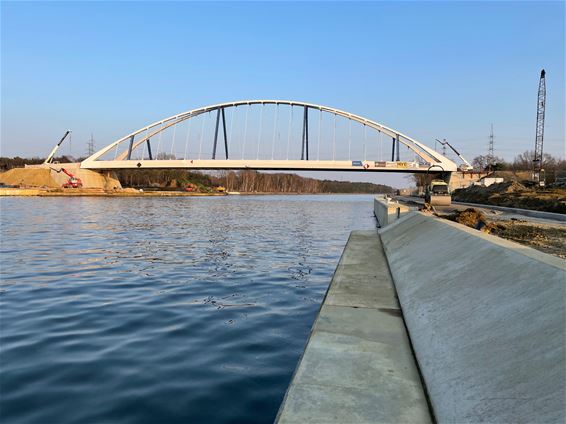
0;195;377;424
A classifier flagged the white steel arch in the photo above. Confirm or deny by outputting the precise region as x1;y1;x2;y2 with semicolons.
81;100;457;173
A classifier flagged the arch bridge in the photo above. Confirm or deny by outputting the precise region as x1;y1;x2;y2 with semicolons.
81;100;457;177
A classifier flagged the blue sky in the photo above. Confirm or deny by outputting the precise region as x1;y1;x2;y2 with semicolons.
1;1;564;186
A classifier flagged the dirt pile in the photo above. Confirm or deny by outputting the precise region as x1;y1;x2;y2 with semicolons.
453;182;566;213
442;208;496;233
492;221;566;259
0;168;59;188
455;181;527;200
439;207;566;258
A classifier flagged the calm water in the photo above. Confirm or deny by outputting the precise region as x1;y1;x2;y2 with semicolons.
0;195;377;424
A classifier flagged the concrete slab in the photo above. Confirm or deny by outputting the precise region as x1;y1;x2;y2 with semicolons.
276;231;432;424
380;212;566;423
326;264;399;309
280;383;426;424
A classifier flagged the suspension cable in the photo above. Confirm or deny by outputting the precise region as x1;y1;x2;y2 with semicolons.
348;118;352;160
257;105;263;159
287;106;293;160
184;115;192;160
317;108;322;160
271;104;278;160
379;130;382;161
333;113;336;161
229;107;235;154
199;113;206;160
170;122;177;157
156;123;163;158
242;104;249;159
363;124;367;161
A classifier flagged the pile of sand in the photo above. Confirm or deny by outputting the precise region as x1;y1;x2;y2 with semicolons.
0;168;59;188
453;181;529;204
453;180;565;213
486;181;528;194
443;208;494;232
456;181;527;198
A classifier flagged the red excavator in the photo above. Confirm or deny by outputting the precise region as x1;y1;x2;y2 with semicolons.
50;167;83;188
61;168;83;188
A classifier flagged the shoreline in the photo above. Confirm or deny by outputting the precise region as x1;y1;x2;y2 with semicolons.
0;188;390;197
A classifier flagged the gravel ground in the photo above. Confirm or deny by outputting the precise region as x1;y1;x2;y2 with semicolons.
437;208;566;259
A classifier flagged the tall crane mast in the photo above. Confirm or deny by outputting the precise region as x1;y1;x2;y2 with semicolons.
533;69;546;185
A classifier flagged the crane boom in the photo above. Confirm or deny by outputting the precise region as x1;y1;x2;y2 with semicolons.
44;130;72;164
533;69;546;185
435;139;472;170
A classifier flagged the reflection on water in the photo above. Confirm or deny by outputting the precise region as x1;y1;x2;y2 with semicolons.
0;195;377;424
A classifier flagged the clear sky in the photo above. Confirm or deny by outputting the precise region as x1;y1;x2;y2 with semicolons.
1;1;564;187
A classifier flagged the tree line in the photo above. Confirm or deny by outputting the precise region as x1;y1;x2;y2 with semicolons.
472;150;566;173
113;169;394;194
0;157;394;193
219;171;394;193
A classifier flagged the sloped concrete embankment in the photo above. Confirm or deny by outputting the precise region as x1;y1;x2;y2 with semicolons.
380;212;566;423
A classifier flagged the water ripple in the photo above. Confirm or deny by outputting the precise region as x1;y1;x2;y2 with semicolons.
0;194;377;424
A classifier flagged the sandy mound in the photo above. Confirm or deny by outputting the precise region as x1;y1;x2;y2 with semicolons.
487;181;528;194
444;208;487;230
0;168;59;188
455;181;527;199
1;166;122;190
453;180;565;213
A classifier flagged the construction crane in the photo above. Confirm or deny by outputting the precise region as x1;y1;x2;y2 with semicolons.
533;69;546;186
44;130;72;164
435;139;473;171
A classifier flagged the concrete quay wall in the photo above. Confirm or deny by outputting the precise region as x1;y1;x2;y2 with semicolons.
380;212;566;423
373;195;411;227
276;231;432;423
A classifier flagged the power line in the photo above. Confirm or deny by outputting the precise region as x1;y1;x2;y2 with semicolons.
488;124;494;159
86;133;96;156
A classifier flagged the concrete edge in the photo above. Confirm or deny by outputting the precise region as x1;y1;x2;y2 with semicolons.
273;231;366;422
381;211;566;270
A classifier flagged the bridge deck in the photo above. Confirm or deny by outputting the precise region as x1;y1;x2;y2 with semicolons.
81;159;439;172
